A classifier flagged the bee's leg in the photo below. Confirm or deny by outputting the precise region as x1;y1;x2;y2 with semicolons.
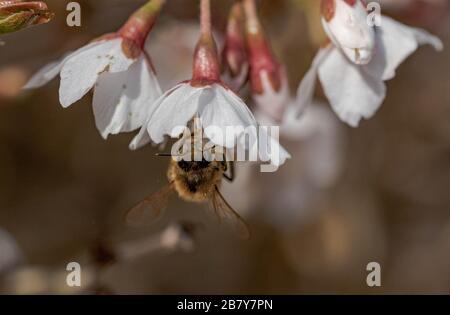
223;162;235;182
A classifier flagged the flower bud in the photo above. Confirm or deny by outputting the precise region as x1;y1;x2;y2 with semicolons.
321;0;375;64
244;0;289;122
0;1;53;34
221;3;248;90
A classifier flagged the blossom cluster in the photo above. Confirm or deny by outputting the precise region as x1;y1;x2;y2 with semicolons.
21;0;443;168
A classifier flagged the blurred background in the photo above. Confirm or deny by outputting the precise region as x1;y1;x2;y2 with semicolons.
0;0;449;294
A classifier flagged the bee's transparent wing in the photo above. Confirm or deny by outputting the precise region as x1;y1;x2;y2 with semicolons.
125;182;175;226
209;186;251;240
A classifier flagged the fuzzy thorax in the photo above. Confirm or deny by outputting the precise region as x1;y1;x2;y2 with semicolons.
167;159;224;203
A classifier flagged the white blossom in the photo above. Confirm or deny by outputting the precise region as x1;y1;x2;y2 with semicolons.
297;1;443;127
23;37;161;139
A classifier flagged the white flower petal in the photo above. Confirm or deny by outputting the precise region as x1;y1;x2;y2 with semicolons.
257;126;291;168
134;82;261;153
296;45;333;115
284;103;344;187
23;58;65;90
22;44;98;90
200;84;257;148
129;121;152;150
147;83;202;144
409;25;443;52
253;69;290;122
130;84;189;149
318;48;386;127
280;104;323;140
365;16;443;81
59;38;135;108
92;55;162;139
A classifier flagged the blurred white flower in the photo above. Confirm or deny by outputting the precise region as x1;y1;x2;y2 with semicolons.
116;223;196;262
250;66;290;124
0;228;23;275
23;1;163;139
148;21;200;90
223;101;345;228
297;0;443;127
148;21;225;90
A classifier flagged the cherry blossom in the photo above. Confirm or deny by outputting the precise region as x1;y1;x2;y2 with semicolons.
23;0;164;139
131;0;290;168
297;0;443;127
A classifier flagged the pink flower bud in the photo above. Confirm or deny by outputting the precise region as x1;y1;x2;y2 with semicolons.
246;31;282;96
321;0;375;64
244;0;289;122
0;1;53;34
221;3;248;90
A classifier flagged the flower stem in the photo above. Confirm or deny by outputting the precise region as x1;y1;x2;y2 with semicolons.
243;0;260;35
200;0;211;36
192;0;220;83
119;0;166;48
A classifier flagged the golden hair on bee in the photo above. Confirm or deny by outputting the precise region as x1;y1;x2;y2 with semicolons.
168;158;226;203
125;125;249;239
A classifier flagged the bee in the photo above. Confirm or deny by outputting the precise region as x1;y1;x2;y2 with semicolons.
125;132;250;239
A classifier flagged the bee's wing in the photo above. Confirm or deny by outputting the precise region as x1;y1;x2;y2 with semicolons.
125;182;175;226
209;186;251;240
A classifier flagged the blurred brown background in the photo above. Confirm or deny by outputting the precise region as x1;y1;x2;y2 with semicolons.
0;0;449;294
